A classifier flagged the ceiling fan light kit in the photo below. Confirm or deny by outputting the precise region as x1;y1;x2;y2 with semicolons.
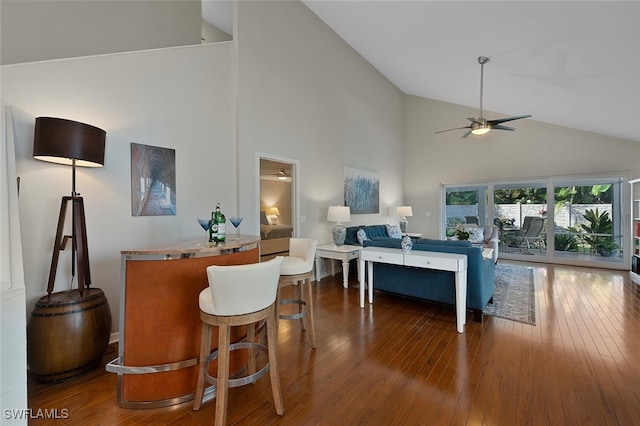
471;126;490;136
277;170;289;180
436;56;531;138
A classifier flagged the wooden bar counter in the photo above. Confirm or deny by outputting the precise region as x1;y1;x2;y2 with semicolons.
107;235;260;408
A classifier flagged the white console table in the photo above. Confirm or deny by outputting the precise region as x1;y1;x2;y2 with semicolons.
359;247;468;333
315;244;361;288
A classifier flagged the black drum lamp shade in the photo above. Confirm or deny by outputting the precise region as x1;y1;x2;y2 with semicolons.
33;117;105;168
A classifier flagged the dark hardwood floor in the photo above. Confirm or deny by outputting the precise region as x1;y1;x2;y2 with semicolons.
28;260;640;425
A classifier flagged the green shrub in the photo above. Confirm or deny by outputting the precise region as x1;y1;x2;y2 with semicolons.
581;208;612;252
446;217;464;237
554;234;579;252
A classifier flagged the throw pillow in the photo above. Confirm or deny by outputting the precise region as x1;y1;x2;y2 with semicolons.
385;224;402;239
468;226;484;244
356;228;369;244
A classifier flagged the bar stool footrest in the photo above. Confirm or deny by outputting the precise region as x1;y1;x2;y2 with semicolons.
204;341;270;388
278;298;307;320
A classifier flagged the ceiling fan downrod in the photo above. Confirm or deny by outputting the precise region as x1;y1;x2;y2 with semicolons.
477;56;489;120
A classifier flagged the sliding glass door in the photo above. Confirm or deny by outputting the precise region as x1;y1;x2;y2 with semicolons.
443;185;489;238
494;181;548;260
552;177;624;265
441;173;629;269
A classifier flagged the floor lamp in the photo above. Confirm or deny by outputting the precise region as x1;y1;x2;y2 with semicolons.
33;117;105;295
28;117;111;382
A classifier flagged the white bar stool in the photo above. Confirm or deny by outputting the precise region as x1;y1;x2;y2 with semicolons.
278;238;318;348
193;257;284;425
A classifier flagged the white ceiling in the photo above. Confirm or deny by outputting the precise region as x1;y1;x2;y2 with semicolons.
202;0;232;35
205;1;640;143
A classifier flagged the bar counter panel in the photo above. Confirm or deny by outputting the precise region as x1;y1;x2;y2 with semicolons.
113;236;260;408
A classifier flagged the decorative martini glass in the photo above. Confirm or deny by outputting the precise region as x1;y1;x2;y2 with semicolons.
229;217;243;237
197;218;210;245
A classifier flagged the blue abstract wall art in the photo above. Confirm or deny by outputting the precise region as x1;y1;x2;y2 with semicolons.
344;166;379;214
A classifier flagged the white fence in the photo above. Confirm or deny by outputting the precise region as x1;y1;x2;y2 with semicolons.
447;203;612;230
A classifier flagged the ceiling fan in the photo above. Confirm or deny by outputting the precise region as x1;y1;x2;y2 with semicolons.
276;170;290;181
436;56;531;138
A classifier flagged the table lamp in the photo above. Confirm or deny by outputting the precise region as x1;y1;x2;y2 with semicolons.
268;206;280;224
33;117;106;296
327;206;351;247
397;206;413;233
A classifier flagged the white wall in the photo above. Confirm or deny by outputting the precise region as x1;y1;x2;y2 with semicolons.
1;0;202;65
403;95;640;238
235;0;405;244
1;42;237;332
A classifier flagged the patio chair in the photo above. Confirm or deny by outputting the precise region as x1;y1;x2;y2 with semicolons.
465;216;479;225
523;218;546;252
504;216;546;254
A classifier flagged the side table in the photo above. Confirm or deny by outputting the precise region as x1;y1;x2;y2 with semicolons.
315;244;361;288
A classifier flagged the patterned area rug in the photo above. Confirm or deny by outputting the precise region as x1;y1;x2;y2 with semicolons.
483;264;536;325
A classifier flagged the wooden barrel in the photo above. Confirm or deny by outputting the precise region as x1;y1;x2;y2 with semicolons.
27;288;112;383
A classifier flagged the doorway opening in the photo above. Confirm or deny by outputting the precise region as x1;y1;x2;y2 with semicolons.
258;155;299;260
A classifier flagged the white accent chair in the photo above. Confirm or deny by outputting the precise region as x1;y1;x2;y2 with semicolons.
193;257;284;425
278;238;318;348
481;225;500;262
458;224;499;263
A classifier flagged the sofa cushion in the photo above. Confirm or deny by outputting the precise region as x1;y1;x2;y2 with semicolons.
365;237;402;249
416;238;472;248
365;225;388;240
345;226;362;245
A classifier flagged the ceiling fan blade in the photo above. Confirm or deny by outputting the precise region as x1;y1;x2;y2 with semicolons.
461;130;473;139
467;117;482;124
434;125;472;134
492;124;516;131
489;114;532;125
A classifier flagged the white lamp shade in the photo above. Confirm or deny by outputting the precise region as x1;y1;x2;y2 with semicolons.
397;206;413;217
327;206;351;223
268;207;280;216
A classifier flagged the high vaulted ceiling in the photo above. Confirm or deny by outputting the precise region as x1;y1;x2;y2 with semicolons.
202;1;639;142
300;0;640;142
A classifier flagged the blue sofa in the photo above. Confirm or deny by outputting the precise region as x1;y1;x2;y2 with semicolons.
362;237;495;322
344;225;391;245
